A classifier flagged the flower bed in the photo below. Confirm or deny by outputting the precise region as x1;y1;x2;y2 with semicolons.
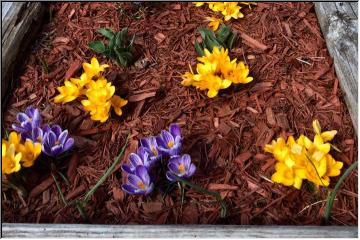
2;2;357;225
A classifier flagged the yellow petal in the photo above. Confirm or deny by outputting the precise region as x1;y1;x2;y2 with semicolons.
321;130;337;142
207;89;219;98
312;119;321;135
293;177;303;189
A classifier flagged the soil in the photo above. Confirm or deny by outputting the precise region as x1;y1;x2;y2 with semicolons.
2;2;357;225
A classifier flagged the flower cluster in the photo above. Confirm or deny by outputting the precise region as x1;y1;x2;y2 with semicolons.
54;57;128;122
264;120;343;189
195;2;255;25
182;46;253;98
121;124;196;195
2;106;74;175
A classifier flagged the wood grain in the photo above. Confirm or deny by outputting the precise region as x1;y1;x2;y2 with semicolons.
315;2;358;132
2;224;357;238
1;2;44;102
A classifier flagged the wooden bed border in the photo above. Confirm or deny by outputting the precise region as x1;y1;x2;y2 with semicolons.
1;2;358;238
315;2;358;133
2;223;358;238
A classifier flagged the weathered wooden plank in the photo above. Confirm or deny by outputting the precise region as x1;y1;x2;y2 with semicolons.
1;2;44;102
315;2;358;132
2;224;357;238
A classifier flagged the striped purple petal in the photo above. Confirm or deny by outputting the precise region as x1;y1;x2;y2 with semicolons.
136;166;150;186
51;125;62;137
63;138;74;152
169;123;181;139
58;130;69;145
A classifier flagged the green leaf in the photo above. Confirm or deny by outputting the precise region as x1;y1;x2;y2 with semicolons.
97;28;115;39
115;31;122;48
226;32;238;50
216;24;231;43
323;161;358;224
88;41;106;53
118;27;128;47
195;39;205;56
198;27;216;40
109;36;116;50
204;35;220;52
83;135;130;203
114;48;128;66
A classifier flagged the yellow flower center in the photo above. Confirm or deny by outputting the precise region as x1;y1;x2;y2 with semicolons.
167;141;174;148
55;140;61;145
178;164;185;174
137;182;145;190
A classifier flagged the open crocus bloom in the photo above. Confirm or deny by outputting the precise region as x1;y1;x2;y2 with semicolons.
82;57;109;80
122;165;154;195
42;124;74;157
156;124;182;157
12;106;42;140
140;136;162;161
18;140;42;168
166;154;196;182
121;147;156;174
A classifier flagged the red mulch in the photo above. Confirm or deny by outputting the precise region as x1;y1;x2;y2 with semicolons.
2;2;357;225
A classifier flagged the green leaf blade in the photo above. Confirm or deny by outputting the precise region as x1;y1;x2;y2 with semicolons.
88;41;106;53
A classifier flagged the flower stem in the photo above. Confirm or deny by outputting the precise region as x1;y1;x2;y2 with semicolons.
173;176;227;218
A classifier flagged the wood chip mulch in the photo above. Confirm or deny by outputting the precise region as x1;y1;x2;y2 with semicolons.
2;2;357;225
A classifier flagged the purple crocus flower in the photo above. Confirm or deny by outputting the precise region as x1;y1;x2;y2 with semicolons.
121;147;157;174
12;106;42;140
156;123;182;157
42;124;74;157
122;165;154;195
166;154;196;182
24;127;44;143
140;136;162;161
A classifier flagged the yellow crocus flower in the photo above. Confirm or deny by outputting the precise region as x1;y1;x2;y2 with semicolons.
18;140;42;168
206;17;223;31
111;95;128;116
181;65;196;87
264;137;289;162
70;73;91;91
85;78;115;103
221;2;244;21
2;143;22;175
208;2;225;12
82;57;109;80
81;78;115;122
271;162;307;189
312;119;337;143
54;80;81;104
8;132;21;149
193;2;205;7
